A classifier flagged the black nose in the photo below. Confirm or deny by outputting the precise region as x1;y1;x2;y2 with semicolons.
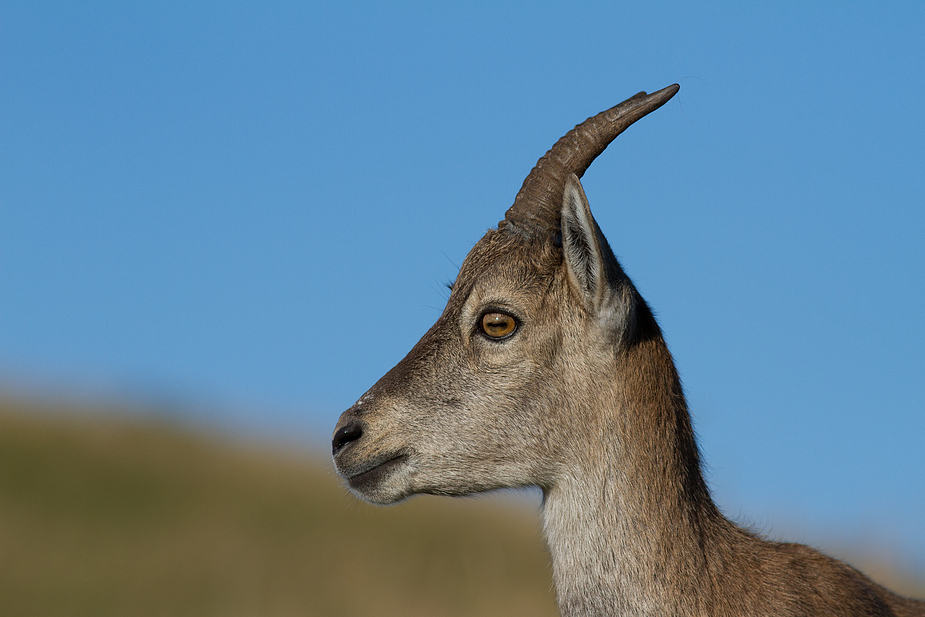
332;422;363;457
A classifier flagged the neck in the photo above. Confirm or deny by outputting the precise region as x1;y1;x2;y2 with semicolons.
541;334;730;616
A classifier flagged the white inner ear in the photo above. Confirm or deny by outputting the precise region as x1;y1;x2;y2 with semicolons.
561;175;605;312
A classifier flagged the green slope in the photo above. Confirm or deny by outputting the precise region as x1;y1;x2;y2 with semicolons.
0;401;557;617
1;400;921;617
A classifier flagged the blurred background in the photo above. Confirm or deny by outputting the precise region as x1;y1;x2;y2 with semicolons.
1;2;923;614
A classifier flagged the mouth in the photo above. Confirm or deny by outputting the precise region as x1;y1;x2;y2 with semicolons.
345;452;409;492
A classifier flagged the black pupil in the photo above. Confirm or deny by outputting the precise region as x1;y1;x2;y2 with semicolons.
485;314;511;336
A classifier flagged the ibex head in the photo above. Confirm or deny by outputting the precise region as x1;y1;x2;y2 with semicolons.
332;85;680;505
330;82;925;617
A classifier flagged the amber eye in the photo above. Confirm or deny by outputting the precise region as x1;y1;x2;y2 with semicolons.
480;312;517;339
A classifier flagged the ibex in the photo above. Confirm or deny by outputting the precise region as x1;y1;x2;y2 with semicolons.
332;84;925;616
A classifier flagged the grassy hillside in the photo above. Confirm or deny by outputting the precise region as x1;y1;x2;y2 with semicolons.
0;400;556;617
1;399;921;616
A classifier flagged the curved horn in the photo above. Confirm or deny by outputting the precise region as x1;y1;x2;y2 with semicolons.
502;83;679;236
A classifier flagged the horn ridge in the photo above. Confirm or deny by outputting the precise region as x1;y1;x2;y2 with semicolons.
502;84;679;236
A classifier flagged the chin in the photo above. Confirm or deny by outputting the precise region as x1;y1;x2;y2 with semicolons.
338;452;414;505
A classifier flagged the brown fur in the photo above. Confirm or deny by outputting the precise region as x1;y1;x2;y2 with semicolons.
332;88;924;616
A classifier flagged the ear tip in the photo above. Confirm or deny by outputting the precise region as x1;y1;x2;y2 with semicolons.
563;174;588;204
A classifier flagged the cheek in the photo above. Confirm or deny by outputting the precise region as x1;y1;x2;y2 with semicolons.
414;340;565;446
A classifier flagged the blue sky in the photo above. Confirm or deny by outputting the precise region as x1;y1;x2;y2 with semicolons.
2;3;923;573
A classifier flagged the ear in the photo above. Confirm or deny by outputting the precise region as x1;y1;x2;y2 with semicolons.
561;174;621;317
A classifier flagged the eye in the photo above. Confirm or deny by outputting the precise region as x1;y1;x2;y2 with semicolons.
480;312;517;339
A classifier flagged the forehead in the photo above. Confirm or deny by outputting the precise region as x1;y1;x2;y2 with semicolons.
452;228;561;298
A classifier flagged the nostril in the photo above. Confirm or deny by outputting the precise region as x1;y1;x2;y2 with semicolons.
332;422;363;457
